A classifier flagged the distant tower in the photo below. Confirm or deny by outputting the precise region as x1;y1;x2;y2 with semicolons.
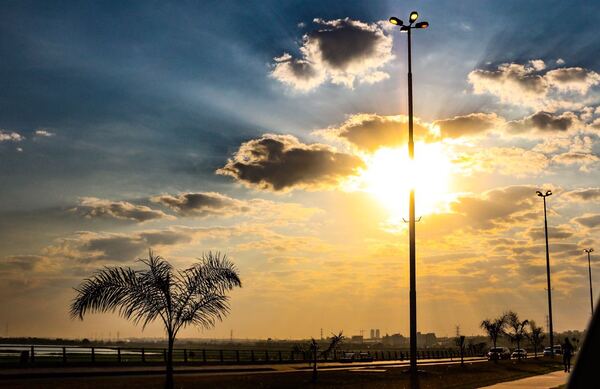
230;329;233;342
375;329;380;339
320;328;323;340
456;325;460;337
370;329;375;339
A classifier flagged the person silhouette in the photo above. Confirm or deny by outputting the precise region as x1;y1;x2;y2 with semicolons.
562;337;574;372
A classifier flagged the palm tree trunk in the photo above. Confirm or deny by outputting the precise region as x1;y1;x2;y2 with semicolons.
165;334;174;389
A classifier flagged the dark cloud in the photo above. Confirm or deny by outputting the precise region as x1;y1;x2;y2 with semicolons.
216;134;365;192
73;197;171;223
563;188;600;201
152;192;248;217
508;111;576;134
0;255;48;271
318;114;433;152
433;112;501;138
63;229;197;263
450;185;540;229
573;213;600;229
545;67;600;92
527;225;574;240
271;18;393;90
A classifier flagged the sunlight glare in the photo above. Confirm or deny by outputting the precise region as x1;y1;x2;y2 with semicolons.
356;143;453;225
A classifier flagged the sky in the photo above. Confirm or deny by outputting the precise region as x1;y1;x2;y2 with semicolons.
1;0;600;341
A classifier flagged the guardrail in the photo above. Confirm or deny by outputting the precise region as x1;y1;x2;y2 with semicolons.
0;344;480;367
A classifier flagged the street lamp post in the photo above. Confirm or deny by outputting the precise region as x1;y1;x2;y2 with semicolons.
536;190;554;356
584;248;594;316
389;12;429;376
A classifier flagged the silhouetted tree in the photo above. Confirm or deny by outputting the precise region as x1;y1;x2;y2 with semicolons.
527;320;545;358
480;314;507;362
505;311;529;360
70;251;241;389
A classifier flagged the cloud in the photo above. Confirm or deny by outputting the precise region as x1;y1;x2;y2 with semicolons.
316;114;434;152
74;197;172;223
34;129;55;137
552;152;599;172
573;213;600;229
44;226;238;264
0;255;52;272
433;112;502;138
449;185;540;230
545;67;600;93
468;60;600;110
468;61;547;107
455;147;549;177
217;134;364;192
0;130;24;142
152;192;249;217
526;225;574;240
271;18;393;91
563;188;600;201
507;111;578;134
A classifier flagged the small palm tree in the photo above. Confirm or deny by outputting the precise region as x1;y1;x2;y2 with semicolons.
70;251;241;389
309;331;344;383
527;320;545;358
505;311;529;360
481;314;507;362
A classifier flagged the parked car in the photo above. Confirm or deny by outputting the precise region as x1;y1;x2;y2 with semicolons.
339;352;356;362
487;347;511;360
356;352;374;362
553;345;563;355
511;349;528;359
543;346;563;356
339;352;374;363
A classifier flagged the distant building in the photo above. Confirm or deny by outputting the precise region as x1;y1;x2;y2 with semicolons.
417;332;437;347
351;335;364;343
375;329;380;339
382;333;408;347
370;329;375;339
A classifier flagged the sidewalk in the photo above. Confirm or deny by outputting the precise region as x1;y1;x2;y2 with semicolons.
479;370;568;389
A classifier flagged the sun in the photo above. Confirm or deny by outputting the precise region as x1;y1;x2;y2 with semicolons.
354;142;454;223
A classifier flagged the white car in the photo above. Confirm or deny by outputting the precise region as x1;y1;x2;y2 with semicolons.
511;349;527;359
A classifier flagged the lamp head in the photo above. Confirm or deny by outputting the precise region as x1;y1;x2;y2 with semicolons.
546;190;552;196
536;191;543;197
389;17;403;26
409;11;419;23
415;21;429;29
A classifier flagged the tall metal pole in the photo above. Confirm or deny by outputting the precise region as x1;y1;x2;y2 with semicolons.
542;194;554;356
406;25;418;376
585;249;594;316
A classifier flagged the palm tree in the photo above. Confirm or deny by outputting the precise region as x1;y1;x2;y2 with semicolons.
527;320;545;358
505;311;529;360
480;314;507;362
70;251;241;389
309;331;344;383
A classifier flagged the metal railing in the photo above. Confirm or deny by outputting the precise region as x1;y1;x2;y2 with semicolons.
0;344;480;367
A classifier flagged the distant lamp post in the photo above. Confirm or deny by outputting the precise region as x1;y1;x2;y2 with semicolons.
389;11;429;377
584;248;594;316
536;189;554;356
